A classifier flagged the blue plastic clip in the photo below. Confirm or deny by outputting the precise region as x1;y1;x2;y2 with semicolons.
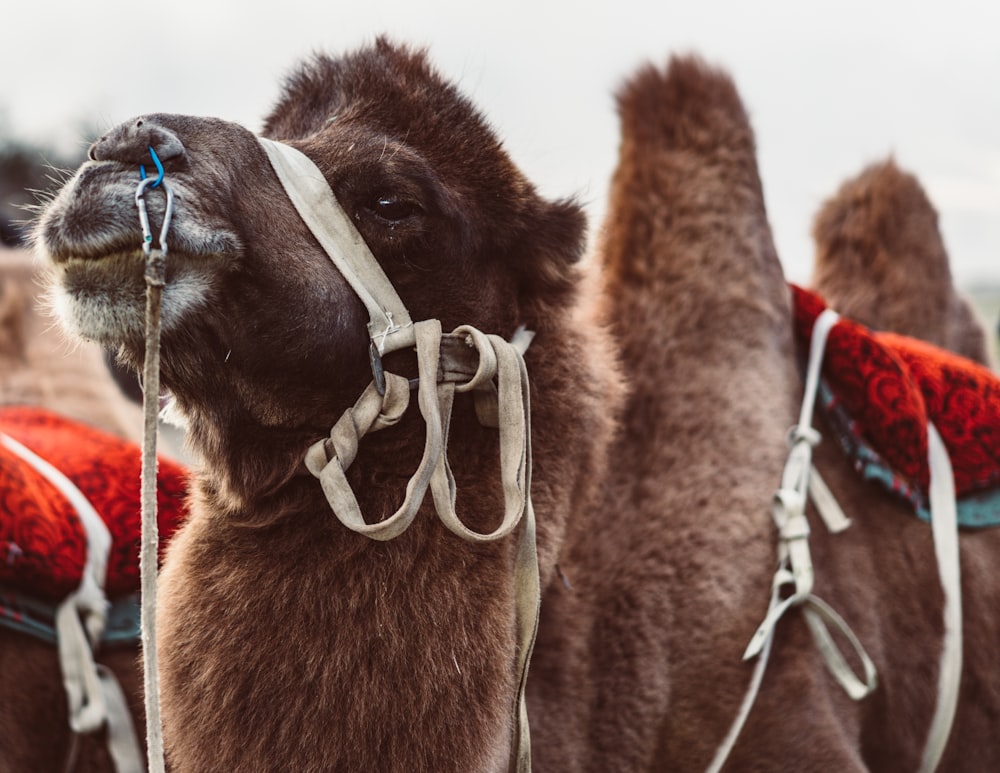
138;146;165;188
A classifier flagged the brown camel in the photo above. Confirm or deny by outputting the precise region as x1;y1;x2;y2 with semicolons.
37;38;619;772
34;39;1000;772
0;248;144;442
528;57;1000;771
811;159;994;367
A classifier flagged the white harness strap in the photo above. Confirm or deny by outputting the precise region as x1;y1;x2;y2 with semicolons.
710;306;965;772
0;433;144;773
708;309;877;772
919;422;962;772
741;309;878;692
260;137;539;773
258;138;416;356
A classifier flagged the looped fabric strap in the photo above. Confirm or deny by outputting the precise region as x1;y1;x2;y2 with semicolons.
303;321;532;545
708;309;876;773
262;137;539;772
742;309;877;692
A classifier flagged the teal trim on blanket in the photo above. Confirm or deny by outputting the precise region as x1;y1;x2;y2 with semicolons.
0;586;141;645
818;381;1000;528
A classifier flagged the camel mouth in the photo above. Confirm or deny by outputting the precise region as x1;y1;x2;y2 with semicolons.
37;161;242;268
41;212;240;270
44;232;234;348
49;250;219;347
36;160;243;346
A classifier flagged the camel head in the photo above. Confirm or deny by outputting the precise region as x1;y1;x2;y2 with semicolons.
36;39;586;449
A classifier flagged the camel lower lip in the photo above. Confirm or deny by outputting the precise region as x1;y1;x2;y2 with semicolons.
58;250;144;266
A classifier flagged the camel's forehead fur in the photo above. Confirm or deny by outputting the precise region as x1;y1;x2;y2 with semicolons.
261;39;541;233
265;39;501;159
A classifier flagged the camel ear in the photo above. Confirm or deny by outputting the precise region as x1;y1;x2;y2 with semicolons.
510;196;587;298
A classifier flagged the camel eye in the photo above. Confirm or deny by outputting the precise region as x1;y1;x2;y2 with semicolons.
369;196;421;224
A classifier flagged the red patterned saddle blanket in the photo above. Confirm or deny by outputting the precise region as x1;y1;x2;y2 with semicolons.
791;285;1000;525
0;406;189;605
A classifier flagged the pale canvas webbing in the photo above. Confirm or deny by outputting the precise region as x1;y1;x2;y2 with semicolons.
709;309;877;772
919;423;962;772
710;305;965;772
258;138;416;356
261;136;539;772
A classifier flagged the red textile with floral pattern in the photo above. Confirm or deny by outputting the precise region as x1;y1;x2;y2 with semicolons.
0;406;188;602
791;284;1000;499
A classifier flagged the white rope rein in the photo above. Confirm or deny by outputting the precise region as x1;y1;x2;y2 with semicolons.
135;173;173;773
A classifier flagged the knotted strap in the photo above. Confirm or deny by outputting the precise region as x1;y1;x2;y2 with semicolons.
742;309;877;694
301;321;538;771
303;319;440;540
263;135;539;772
708;309;876;773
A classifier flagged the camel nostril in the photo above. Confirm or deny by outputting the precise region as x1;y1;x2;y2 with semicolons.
148;129;185;163
88;118;186;168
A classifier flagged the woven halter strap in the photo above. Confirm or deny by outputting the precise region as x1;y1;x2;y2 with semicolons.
259;137;539;773
707;309;878;773
259;138;415;360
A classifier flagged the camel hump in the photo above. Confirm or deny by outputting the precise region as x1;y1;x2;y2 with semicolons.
813;159;950;283
812;158;995;366
615;54;755;160
595;53;786;366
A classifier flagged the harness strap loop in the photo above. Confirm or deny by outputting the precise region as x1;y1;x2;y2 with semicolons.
302;322;537;771
262;135;538;773
742;309;876;693
710;308;876;772
432;328;530;543
304;321;442;541
303;321;534;545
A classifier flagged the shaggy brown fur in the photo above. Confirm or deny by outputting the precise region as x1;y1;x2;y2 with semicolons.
0;247;145;772
528;58;1000;771
34;40;1000;771
811;159;994;366
37;39;618;772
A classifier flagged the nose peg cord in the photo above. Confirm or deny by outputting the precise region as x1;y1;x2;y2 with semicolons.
135;154;172;773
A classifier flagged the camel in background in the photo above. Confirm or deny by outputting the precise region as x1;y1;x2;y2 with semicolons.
529;56;1000;771
811;159;995;367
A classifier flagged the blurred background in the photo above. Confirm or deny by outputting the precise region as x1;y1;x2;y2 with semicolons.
2;0;997;331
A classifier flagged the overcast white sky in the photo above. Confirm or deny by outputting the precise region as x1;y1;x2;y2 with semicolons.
2;0;997;286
